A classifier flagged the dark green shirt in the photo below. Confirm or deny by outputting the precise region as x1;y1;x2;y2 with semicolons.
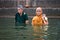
15;12;28;26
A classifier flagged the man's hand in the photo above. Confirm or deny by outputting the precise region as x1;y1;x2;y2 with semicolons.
25;20;29;24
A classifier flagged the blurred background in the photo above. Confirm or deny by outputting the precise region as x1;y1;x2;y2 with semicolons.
0;0;60;40
0;0;60;16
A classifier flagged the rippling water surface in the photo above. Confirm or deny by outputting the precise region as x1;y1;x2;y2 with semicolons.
0;18;60;40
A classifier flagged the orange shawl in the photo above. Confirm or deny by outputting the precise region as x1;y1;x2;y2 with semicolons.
32;14;44;26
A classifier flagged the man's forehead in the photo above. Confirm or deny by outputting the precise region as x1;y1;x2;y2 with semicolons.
17;8;23;10
17;8;20;9
36;7;42;11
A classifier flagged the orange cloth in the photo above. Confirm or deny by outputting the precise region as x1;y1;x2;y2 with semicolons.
32;15;44;26
32;14;44;37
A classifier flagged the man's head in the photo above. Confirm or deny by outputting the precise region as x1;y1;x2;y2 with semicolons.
36;7;43;16
17;5;23;14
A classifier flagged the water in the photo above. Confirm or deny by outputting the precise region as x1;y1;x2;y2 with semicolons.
0;17;60;40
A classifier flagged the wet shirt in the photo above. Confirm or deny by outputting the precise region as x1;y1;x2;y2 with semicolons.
15;12;28;26
32;15;44;26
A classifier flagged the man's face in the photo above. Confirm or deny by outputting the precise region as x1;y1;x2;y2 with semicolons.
36;8;42;16
18;8;23;14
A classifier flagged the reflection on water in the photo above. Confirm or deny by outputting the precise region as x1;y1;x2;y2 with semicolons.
32;25;48;40
0;18;60;40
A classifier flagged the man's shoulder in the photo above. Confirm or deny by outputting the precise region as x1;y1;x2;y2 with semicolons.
16;12;19;14
33;16;38;18
15;13;19;16
32;16;37;20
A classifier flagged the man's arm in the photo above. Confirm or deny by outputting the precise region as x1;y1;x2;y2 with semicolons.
24;13;29;24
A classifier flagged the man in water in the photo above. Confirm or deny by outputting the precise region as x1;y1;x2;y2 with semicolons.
32;7;48;40
32;7;44;37
15;5;29;28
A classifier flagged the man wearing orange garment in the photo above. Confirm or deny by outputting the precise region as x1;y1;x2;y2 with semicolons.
32;7;44;26
32;7;48;40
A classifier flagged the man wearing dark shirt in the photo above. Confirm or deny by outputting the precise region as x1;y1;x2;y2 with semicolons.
15;5;29;27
